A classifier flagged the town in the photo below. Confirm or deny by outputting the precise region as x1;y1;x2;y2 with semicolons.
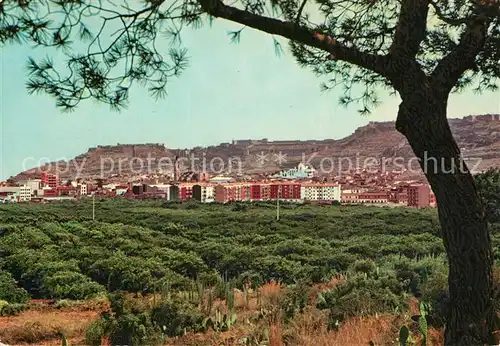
0;162;436;208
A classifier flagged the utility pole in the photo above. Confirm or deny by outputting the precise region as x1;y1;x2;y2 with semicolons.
92;193;95;220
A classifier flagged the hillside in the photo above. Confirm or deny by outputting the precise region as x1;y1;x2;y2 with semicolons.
13;114;500;180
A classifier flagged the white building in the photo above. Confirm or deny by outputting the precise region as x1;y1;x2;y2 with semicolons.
300;184;341;202
78;184;87;196
102;184;117;190
273;163;316;180
18;179;42;197
301;184;319;200
201;185;215;203
209;176;234;184
0;186;32;202
19;185;32;201
342;187;369;194
192;184;215;203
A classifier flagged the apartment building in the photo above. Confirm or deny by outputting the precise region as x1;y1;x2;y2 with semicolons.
270;183;301;201
301;183;341;202
18;179;42;196
320;184;341;201
341;192;358;204
192;184;215;203
236;184;251;201
42;187;57;197
0;185;32;202
358;191;389;204
169;185;179;201
407;184;431;208
388;187;408;205
214;184;238;203
41;172;59;189
148;184;170;199
250;184;261;200
77;184;87;196
260;184;271;200
179;183;195;200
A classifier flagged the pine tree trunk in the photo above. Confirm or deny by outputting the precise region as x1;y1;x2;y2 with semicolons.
396;94;494;345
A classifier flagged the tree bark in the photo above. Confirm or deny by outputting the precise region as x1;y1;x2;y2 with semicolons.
396;90;495;345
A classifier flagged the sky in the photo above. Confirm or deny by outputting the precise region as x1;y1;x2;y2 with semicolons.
0;18;499;180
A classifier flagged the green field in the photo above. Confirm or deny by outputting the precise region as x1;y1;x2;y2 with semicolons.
0;199;499;344
0;200;445;292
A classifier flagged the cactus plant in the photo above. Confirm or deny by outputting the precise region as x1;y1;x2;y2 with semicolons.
202;308;237;332
205;288;214;316
399;301;430;346
399;325;410;346
418;302;428;346
60;333;68;346
225;286;235;312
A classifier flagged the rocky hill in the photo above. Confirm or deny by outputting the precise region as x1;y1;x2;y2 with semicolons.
13;114;500;181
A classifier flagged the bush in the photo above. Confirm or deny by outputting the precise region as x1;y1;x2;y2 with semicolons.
0;303;28;316
150;299;205;337
85;292;207;345
317;273;408;326
233;271;264;289
43;271;106;300
231;203;248;212
0;270;30;304
0;299;8;310
352;260;376;274
107;312;162;346
85;318;106;346
279;283;310;321
86;292;164;346
54;299;77;309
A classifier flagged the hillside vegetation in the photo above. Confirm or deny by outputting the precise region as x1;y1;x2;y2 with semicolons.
0;199;499;345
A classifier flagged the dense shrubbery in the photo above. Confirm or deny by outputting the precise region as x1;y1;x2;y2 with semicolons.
86;292;163;346
0;270;29;304
0;200;454;301
476;168;500;224
1;196;500;344
85;291;207;345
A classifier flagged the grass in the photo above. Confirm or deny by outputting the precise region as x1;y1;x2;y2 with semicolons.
0;298;108;345
0;309;99;345
0;296;444;346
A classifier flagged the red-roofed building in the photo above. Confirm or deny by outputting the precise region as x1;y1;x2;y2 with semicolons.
215;184;236;203
42;188;58;197
41;172;59;189
250;184;261;200
179;184;194;200
407;184;430;208
358;191;389;204
57;185;77;197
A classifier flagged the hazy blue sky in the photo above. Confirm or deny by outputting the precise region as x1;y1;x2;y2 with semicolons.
1;19;499;180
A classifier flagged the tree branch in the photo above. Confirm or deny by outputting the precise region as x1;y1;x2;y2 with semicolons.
389;0;430;59
430;13;489;94
295;0;307;23
429;0;467;25
197;0;391;77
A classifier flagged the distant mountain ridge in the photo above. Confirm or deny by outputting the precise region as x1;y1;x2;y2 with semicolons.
13;114;500;180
